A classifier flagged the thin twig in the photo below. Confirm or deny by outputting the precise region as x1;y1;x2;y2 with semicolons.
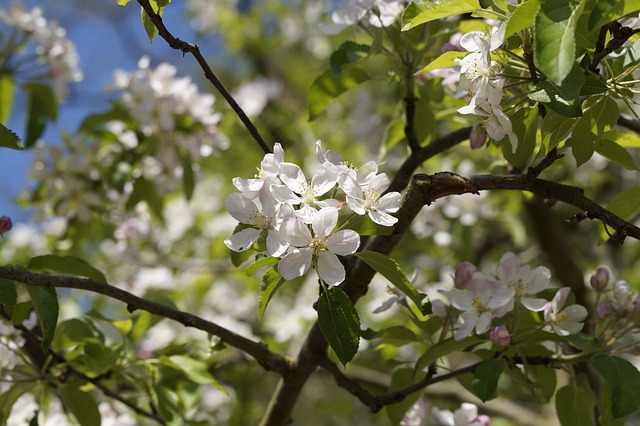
136;0;272;155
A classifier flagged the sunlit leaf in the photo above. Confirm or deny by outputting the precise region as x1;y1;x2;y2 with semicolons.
505;0;540;37
258;266;284;321
308;68;369;120
330;42;370;76
403;0;481;31
417;51;467;74
0;74;15;124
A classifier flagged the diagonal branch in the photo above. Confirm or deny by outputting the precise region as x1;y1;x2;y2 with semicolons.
136;0;272;155
0;267;294;376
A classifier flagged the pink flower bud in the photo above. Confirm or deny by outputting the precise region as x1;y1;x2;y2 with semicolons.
0;215;12;237
596;301;612;319
453;261;476;289
589;266;610;291
490;325;510;347
469;125;487;149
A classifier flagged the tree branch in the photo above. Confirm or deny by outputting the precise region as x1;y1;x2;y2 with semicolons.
0;267;294;376
136;0;272;155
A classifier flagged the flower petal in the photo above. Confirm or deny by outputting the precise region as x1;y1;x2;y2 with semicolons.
278;248;312;281
317;251;346;285
224;228;261;252
327;229;360;255
225;193;260;224
368;209;398;226
312;207;338;237
376;192;401;213
280;218;312;246
279;162;306;194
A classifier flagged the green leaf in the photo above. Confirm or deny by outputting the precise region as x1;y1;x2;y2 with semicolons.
596;139;638;170
317;287;360;366
623;0;640;15
567;116;597;166
308;68;369;121
402;0;481;31
385;368;424;425
587;96;619;137
541;111;577;153
126;176;164;220
53;318;100;351
11;301;33;325
0;74;15;124
592;354;640;418
606;186;640;221
529;81;582;117
0;123;23;150
245;256;279;276
164;355;227;393
588;0;623;32
141;1;163;42
364;325;418;346
178;149;195;200
330;42;370;77
258;267;284;321
0;383;32;425
59;386;101;426
29;255;108;283
505;0;540;38
355;251;427;313
616;131;640;147
24;285;58;350
116;0;130;5
417;51;467;74
472;358;506;402
0;278;17;315
415;336;483;373
534;0;586;85
555;385;596;426
501;107;538;167
24;83;58;148
580;77;608;96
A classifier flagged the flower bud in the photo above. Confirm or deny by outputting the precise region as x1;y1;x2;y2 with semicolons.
596;301;611;319
614;280;632;305
490;325;510;347
453;261;476;289
469;125;487;149
0;215;12;237
589;266;610;291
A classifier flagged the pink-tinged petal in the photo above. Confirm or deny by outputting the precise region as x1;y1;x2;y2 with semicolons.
357;161;378;186
431;407;455;425
327;229;360;255
266;230;289;257
317;198;342;209
368;210;398;226
475;312;492;334
317;252;346;285
338;173;363;198
279;162;306;194
431;299;448;317
273;142;285;163
446;288;474;311
225;193;260;224
232;177;263;199
279;248;313;281
373;296;400;314
551;287;571;313
496;252;519;283
312;207;338;237
455;312;477;341
224;228;261;252
525;266;551;294
521;297;548;312
270;184;301;205
376;192;401;213
312;164;338;196
368;173;390;193
280;218;312;246
346;195;366;215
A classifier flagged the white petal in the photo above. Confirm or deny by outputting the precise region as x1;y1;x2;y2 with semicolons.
338;173;363;198
368;210;398;226
278;248;313;281
496;252;519;283
224;228;261;252
317;252;345;285
346;195;366;215
475;312;492;334
327;229;360;255
376;192;401;213
311;164;338;196
521;297;549;312
279;162;306;194
225;193;260;224
525;266;551;294
266;230;289;257
232;177;262;199
312;207;338;237
454;312;477;341
563;304;588;322
270;184;300;205
368;173;390;193
280;218;312;246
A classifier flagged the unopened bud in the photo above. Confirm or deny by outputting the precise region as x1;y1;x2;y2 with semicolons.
589;266;610;291
469;126;487;149
614;280;632;305
454;261;476;289
0;215;12;237
596;301;612;319
490;325;510;347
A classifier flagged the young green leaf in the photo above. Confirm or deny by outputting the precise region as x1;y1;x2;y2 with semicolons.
0;124;23;151
592;354;640;418
0;383;32;425
245;256;280;276
24;285;58;350
596;140;638;170
258;266;284;321
59;386;101;426
330;42;370;77
534;0;586;86
308;68;369;121
402;0;481;31
0;278;17;315
0;74;15;124
164;355;227;393
28;255;108;283
555;385;596;426
472;358;506;401
414;335;483;373
141;1;163;42
504;0;540;38
355;251;427;313
606;186;640;220
528;81;582;117
317;286;360;366
417;51;467;74
23;82;58;148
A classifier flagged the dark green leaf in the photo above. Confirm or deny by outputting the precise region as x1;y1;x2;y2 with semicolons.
534;0;586;85
24;286;58;350
592;354;640;418
541;111;577;153
567;116;597;166
0;278;17;315
505;0;541;37
258;267;284;321
588;0;623;31
472;358;506;401
555;385;596;426
365;325;418;346
580;77;608;96
385;368;424;425
178;149;195;200
317;287;360;366
529;81;582;117
11;301;32;325
308;68;369;121
0;123;23;150
355;251;427;313
29;255;108;283
24;83;58;148
502;107;538;167
402;0;481;31
126;176;164;220
330;42;370;76
53;318;99;351
59;386;101;426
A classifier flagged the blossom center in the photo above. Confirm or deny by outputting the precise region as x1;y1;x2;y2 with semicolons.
309;235;328;254
301;182;316;205
363;189;380;210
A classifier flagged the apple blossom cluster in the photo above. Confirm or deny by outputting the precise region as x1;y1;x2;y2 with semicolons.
432;402;490;426
320;0;412;34
224;141;401;285
0;4;83;101
455;27;518;152
109;56;228;156
435;252;588;341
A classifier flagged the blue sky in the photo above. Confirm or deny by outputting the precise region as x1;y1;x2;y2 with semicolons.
1;1;222;223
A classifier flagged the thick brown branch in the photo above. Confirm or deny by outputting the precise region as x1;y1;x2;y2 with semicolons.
136;0;272;155
0;267;293;376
